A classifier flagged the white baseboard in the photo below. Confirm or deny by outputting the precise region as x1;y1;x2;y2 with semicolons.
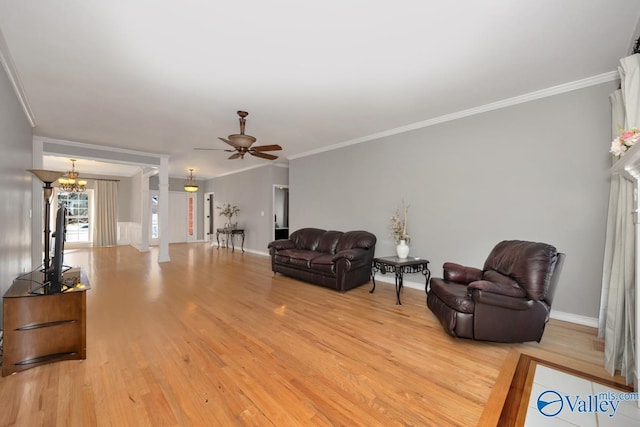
208;241;269;257
244;248;270;257
374;273;599;328
549;310;598;328
373;273;427;292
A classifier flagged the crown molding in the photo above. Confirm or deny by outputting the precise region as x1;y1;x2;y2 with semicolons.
210;161;288;179
289;71;620;161
0;28;35;127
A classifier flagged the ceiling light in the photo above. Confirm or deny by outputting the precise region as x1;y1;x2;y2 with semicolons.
58;159;87;193
184;169;199;193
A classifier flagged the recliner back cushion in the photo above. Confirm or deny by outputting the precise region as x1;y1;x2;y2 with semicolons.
336;231;377;252
317;231;343;254
290;228;326;251
483;240;558;301
483;270;519;289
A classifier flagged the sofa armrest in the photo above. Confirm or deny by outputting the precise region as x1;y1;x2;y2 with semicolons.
443;262;482;284
467;280;527;298
471;290;533;311
332;248;368;262
268;239;296;251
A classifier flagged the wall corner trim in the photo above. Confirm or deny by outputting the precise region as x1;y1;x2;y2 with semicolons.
0;28;35;127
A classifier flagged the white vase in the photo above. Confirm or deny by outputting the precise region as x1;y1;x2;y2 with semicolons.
396;239;410;259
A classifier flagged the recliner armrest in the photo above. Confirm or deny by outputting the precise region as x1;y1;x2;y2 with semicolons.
467;280;527;298
443;262;482;284
471;290;533;311
268;239;296;251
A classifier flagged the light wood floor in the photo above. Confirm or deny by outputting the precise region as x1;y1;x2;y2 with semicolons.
0;244;626;426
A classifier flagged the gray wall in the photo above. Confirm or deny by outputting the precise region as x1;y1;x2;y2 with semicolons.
116;175;133;222
130;170;142;223
0;65;33;320
206;165;289;253
290;81;617;319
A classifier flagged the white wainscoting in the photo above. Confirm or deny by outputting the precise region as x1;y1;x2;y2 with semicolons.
119;222;144;250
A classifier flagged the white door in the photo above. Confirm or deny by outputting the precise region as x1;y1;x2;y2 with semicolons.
167;192;197;243
151;192;197;244
185;193;197;243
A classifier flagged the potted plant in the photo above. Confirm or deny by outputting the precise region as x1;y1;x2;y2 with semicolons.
217;203;240;228
390;201;410;258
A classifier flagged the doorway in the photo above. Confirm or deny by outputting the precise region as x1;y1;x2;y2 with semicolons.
205;192;216;244
273;185;289;240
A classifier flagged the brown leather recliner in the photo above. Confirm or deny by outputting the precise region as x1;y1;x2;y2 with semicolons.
426;240;565;343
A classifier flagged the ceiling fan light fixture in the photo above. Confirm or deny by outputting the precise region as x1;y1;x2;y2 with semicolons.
184;168;199;193
193;110;282;161
228;134;256;148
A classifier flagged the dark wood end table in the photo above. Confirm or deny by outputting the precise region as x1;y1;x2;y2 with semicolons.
370;256;430;305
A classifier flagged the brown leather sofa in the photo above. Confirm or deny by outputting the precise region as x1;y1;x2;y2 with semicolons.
427;240;565;343
268;228;377;292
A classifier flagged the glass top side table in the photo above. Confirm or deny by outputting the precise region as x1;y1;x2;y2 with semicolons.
370;256;430;305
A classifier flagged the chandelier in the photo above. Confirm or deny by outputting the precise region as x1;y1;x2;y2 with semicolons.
184;168;199;193
58;159;87;193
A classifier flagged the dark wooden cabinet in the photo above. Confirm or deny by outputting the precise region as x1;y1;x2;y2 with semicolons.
2;272;89;376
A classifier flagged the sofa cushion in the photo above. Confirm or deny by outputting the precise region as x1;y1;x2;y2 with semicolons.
335;230;377;252
309;254;335;274
278;249;322;268
317;231;343;254
290;228;326;251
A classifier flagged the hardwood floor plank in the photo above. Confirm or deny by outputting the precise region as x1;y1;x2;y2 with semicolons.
0;244;626;426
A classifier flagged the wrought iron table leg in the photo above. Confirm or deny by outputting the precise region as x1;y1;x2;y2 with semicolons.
423;267;431;294
241;233;245;252
369;265;377;294
395;268;403;305
216;232;220;249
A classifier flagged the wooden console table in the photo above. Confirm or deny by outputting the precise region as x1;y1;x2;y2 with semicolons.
2;270;90;376
216;228;245;252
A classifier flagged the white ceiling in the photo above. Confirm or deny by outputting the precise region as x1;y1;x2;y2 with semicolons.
1;1;640;179
43;156;141;179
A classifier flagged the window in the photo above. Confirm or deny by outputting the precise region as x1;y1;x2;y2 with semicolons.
151;194;159;239
57;191;91;243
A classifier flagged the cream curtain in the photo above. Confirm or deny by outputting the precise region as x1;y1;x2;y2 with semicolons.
94;180;118;247
599;54;639;384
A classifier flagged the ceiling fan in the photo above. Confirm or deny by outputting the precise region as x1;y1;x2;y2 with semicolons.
195;111;282;160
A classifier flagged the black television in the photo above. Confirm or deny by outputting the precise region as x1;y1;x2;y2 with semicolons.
46;206;67;292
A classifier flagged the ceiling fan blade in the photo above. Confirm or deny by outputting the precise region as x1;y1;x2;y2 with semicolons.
250;151;278;160
251;144;282;152
194;148;225;151
219;137;239;149
228;152;242;160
